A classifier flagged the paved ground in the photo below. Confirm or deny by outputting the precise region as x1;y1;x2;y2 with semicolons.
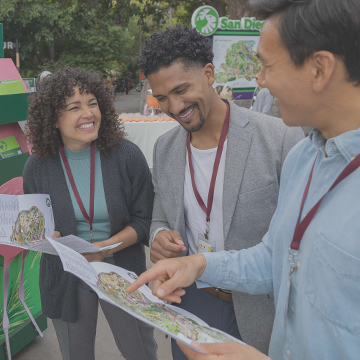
13;248;172;360
114;89;142;114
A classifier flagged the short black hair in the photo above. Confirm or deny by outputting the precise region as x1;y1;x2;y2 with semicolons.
251;0;360;85
139;25;214;77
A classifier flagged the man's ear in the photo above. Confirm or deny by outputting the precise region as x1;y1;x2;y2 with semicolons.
203;63;215;86
310;51;336;93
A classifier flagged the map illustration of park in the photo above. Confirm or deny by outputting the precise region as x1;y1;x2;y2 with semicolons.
49;238;244;350
97;271;232;343
215;40;261;84
10;206;47;246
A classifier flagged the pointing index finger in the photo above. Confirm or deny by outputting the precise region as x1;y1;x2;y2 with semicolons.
126;267;161;294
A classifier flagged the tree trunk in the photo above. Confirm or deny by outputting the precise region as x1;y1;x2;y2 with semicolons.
223;0;255;19
205;0;227;17
49;44;55;62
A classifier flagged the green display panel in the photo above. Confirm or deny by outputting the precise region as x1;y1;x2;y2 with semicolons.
0;252;42;338
0;30;46;358
0;80;26;96
0;311;47;358
0;252;46;357
0;136;22;159
0;153;29;186
0;94;29;125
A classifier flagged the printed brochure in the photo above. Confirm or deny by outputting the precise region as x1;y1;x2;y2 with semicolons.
0;194;112;255
48;238;245;354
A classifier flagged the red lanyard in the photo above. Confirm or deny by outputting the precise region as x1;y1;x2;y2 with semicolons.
187;102;230;239
290;153;360;251
59;141;95;242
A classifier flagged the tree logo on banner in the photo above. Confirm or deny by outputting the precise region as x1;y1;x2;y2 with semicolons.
191;6;219;36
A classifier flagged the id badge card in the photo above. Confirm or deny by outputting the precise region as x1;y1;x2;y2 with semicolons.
198;233;216;253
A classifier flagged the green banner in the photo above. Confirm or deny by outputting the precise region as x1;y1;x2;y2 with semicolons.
0;252;42;340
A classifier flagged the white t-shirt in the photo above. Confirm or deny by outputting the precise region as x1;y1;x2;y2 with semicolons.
184;141;227;255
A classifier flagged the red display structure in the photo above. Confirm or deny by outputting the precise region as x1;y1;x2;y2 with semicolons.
0;23;47;360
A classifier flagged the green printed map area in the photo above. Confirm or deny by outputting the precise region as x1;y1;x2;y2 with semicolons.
215;40;261;83
10;206;47;246
97;272;233;343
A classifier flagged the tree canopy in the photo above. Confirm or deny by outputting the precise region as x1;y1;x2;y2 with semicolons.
1;0;254;77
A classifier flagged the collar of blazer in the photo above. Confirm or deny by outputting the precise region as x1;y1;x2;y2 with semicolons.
168;99;253;243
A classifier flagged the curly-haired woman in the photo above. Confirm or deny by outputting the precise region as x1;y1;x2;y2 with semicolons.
23;68;158;360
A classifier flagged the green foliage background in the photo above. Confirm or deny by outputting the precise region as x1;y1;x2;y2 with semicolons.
0;251;42;340
0;0;204;78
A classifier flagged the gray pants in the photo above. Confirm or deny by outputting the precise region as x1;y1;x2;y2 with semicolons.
171;283;241;360
53;278;158;360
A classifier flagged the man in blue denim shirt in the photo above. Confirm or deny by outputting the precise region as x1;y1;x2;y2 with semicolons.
128;0;360;359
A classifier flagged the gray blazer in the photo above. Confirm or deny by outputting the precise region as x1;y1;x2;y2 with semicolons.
150;101;304;353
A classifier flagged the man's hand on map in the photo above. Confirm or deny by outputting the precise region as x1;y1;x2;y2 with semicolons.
82;242;110;262
151;230;187;263
126;254;207;303
52;231;61;239
178;341;269;360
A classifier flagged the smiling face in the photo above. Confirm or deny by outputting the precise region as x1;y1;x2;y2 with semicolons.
56;87;101;151
256;15;317;127
148;61;216;132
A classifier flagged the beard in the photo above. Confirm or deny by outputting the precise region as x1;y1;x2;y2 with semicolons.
174;104;206;133
188;112;205;132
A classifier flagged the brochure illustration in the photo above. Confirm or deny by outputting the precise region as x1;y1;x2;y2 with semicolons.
0;194;116;255
48;238;245;353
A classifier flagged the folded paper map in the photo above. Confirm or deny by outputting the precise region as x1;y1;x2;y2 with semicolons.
0;194;115;255
48;238;244;353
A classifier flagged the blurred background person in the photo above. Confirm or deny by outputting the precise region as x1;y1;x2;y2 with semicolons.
250;72;273;115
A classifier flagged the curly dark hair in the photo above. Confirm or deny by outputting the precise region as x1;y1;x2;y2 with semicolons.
26;67;124;158
139;25;214;77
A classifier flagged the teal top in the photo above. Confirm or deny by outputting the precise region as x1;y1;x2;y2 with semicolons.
59;144;111;243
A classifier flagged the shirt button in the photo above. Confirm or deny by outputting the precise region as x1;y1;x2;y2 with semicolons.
297;261;301;268
291;306;295;313
286;349;291;357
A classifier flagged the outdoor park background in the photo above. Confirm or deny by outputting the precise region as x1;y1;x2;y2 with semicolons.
1;0;256;81
1;1;261;358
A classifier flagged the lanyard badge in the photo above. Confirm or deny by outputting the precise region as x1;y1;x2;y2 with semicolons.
187;102;230;253
60;141;96;243
198;221;215;253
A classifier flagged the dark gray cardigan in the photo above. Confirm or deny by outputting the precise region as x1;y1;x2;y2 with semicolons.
23;139;154;322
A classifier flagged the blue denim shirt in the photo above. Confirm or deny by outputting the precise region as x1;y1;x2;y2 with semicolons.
198;128;360;360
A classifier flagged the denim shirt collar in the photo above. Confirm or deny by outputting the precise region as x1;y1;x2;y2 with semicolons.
309;127;360;163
